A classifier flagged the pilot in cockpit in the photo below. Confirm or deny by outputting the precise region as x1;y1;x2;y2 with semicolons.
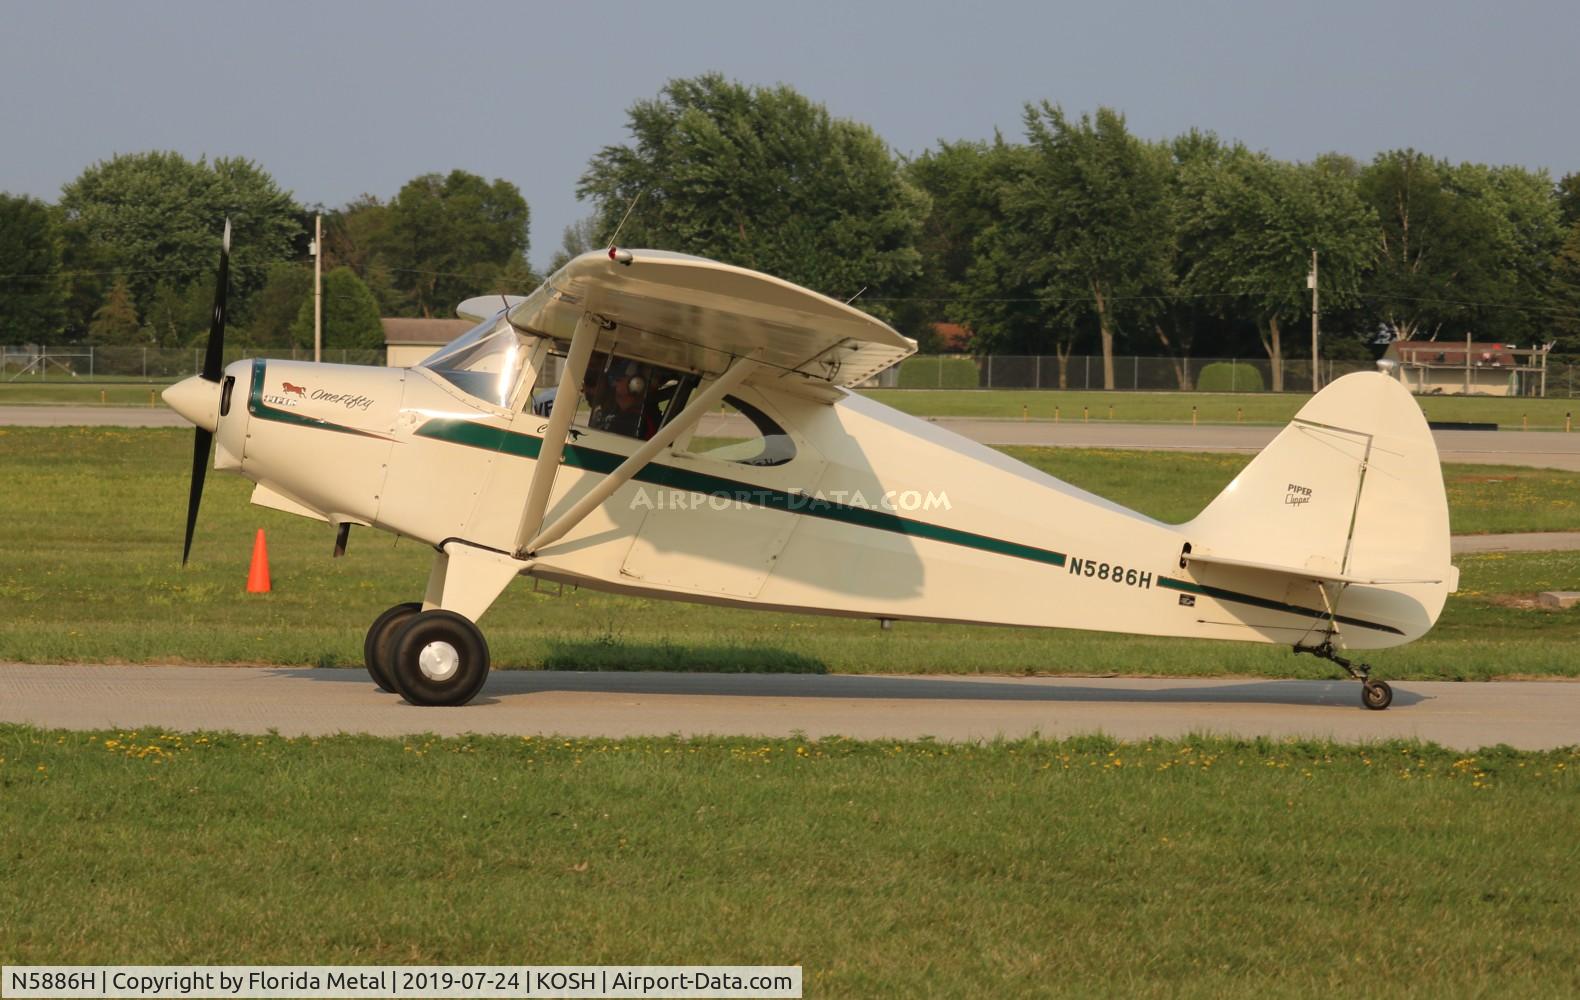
591;361;663;440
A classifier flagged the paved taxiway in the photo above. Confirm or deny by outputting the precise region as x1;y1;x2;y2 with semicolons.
2;664;1575;750
5;404;1578;469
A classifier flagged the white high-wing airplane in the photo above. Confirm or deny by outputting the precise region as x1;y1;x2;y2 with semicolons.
164;229;1457;709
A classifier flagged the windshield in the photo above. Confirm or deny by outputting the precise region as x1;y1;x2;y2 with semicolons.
420;314;528;407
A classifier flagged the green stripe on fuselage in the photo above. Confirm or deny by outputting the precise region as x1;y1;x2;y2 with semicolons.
246;359;387;439
1158;576;1404;636
410;415;1400;636
414;418;1068;568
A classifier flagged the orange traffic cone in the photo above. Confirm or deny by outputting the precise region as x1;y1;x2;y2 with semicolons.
246;529;271;593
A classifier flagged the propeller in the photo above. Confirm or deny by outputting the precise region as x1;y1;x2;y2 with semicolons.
181;220;230;565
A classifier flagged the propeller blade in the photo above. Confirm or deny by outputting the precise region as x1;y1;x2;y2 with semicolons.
182;427;212;566
184;221;228;564
200;218;230;382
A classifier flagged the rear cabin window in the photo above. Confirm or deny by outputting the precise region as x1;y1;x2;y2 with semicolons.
684;396;795;467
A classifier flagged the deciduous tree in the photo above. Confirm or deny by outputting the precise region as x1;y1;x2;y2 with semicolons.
1014;104;1172;389
381;171;529;318
577;73;928;322
58;152;301;316
901;139;1012;347
0;193;66;344
1551;222;1580;354
1181;151;1375;390
1556;173;1580;229
239;262;312;347
290;267;384;351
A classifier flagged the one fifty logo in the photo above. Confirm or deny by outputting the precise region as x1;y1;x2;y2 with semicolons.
281;382;308;397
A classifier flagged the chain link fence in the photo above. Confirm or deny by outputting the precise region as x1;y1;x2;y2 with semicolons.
4;346;1575;398
874;355;1575;397
2;346;388;381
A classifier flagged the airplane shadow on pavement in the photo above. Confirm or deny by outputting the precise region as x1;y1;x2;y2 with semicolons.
282;666;1426;710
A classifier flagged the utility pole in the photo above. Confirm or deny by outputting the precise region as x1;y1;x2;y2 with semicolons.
313;213;323;363
1307;248;1319;392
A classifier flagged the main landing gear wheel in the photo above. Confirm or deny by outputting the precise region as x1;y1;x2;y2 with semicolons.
363;602;423;693
1362;680;1393;711
388;610;491;707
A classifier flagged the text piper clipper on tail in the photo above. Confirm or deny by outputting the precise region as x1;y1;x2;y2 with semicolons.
163;238;1457;709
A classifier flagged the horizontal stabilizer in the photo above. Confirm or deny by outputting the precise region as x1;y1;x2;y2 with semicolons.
1184;548;1457;588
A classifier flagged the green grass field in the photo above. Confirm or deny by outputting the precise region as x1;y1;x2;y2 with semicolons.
0;427;1577;679
0;381;175;405
8;379;1580;431
0;726;1573;998
864;388;1580;429
2;726;1576;997
4;425;1578;994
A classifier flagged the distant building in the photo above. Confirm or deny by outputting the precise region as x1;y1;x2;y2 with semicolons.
381;317;474;368
930;323;973;352
1379;339;1550;397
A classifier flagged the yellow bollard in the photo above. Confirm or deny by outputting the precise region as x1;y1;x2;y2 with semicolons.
1082;406;1089;424
1021;404;1028;422
1192;405;1197;428
1236;407;1243;423
1108;404;1115;420
149;389;156;407
1523;414;1528;432
1567;412;1572;433
1054;406;1060;423
99;389;107;404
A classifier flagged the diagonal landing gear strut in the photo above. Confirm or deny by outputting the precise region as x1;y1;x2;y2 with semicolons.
1294;641;1392;710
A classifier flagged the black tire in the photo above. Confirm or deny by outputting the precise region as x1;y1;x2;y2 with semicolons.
1362;680;1393;711
388;610;491;707
363;602;423;693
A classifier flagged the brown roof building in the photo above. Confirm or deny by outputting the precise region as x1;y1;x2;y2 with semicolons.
1381;339;1550;396
382;317;474;367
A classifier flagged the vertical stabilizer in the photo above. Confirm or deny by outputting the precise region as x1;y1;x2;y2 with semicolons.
1180;372;1456;647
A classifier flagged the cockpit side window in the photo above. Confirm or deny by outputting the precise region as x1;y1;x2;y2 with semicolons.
528;351;692;443
526;352;794;466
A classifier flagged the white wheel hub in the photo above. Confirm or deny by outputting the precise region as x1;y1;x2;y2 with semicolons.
418;640;461;682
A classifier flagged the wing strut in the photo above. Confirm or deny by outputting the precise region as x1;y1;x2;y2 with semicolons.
513;312;601;558
520;351;765;557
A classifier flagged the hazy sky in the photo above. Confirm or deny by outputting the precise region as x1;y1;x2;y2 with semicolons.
4;0;1576;270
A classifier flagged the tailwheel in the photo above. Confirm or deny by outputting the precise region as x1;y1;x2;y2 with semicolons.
363;602;423;693
1362;680;1393;711
1293;641;1392;711
388;609;491;707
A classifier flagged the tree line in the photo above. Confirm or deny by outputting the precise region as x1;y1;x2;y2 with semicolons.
4;72;1579;387
0;155;532;352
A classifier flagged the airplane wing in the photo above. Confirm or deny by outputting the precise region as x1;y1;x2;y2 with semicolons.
506;250;916;401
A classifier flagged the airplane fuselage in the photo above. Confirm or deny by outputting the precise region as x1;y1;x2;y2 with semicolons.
218;353;1440;651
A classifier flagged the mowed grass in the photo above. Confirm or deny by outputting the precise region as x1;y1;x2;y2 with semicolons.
0;427;1577;679
2;726;1577;997
1003;447;1580;534
0;381;175;405
9;379;1580;431
864;388;1580;430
